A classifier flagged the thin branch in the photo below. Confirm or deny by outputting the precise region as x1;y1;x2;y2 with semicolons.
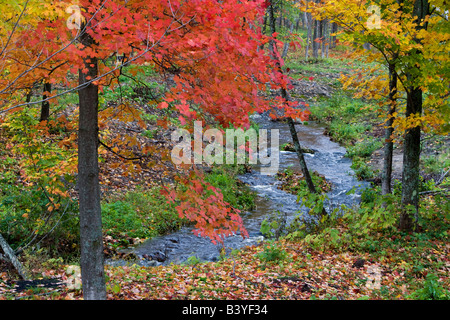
0;0;30;58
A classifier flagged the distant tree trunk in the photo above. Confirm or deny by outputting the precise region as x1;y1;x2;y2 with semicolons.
305;10;311;59
26;88;33;103
296;10;303;30
40;81;51;122
278;0;283;28
321;19;328;59
399;0;429;231
77;22;106;300
382;60;398;196
312;19;319;59
262;12;268;36
330;22;338;48
319;19;324;59
281;23;295;59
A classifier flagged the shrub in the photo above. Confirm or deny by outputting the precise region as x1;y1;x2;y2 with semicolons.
0;184;79;256
102;187;183;238
346;138;383;159
408;274;450;300
351;157;377;180
101;201;149;239
204;166;256;212
257;241;289;264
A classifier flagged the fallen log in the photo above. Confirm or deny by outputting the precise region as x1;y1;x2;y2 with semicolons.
0;233;29;280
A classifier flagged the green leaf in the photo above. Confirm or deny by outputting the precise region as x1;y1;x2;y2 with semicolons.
112;284;121;294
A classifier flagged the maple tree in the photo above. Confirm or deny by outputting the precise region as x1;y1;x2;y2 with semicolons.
1;0;312;299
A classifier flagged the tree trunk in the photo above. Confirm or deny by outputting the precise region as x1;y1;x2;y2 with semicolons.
400;85;422;231
312;19;319;59
77;25;106;300
330;22;337;48
399;0;429;231
382;61;397;196
321;19;328;59
40;81;51;122
281;23;295;59
305;10;311;59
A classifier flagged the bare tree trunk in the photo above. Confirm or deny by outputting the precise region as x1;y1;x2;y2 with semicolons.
78;23;106;300
321;19;327;59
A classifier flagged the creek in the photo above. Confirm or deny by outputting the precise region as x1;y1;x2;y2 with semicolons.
107;114;370;267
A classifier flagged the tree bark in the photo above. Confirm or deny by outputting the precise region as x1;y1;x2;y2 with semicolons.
321;19;328;59
400;85;422;231
77;25;106;300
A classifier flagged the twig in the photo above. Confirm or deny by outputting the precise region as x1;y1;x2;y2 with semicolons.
436;168;450;186
419;189;449;196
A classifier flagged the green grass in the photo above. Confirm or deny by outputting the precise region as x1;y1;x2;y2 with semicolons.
102;186;182;239
346;138;383;159
204;165;256;212
421;150;450;176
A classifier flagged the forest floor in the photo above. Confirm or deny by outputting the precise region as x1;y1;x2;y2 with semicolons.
1;227;449;300
1;49;449;301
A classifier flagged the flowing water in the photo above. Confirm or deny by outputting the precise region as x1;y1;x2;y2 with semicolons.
108;115;370;267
